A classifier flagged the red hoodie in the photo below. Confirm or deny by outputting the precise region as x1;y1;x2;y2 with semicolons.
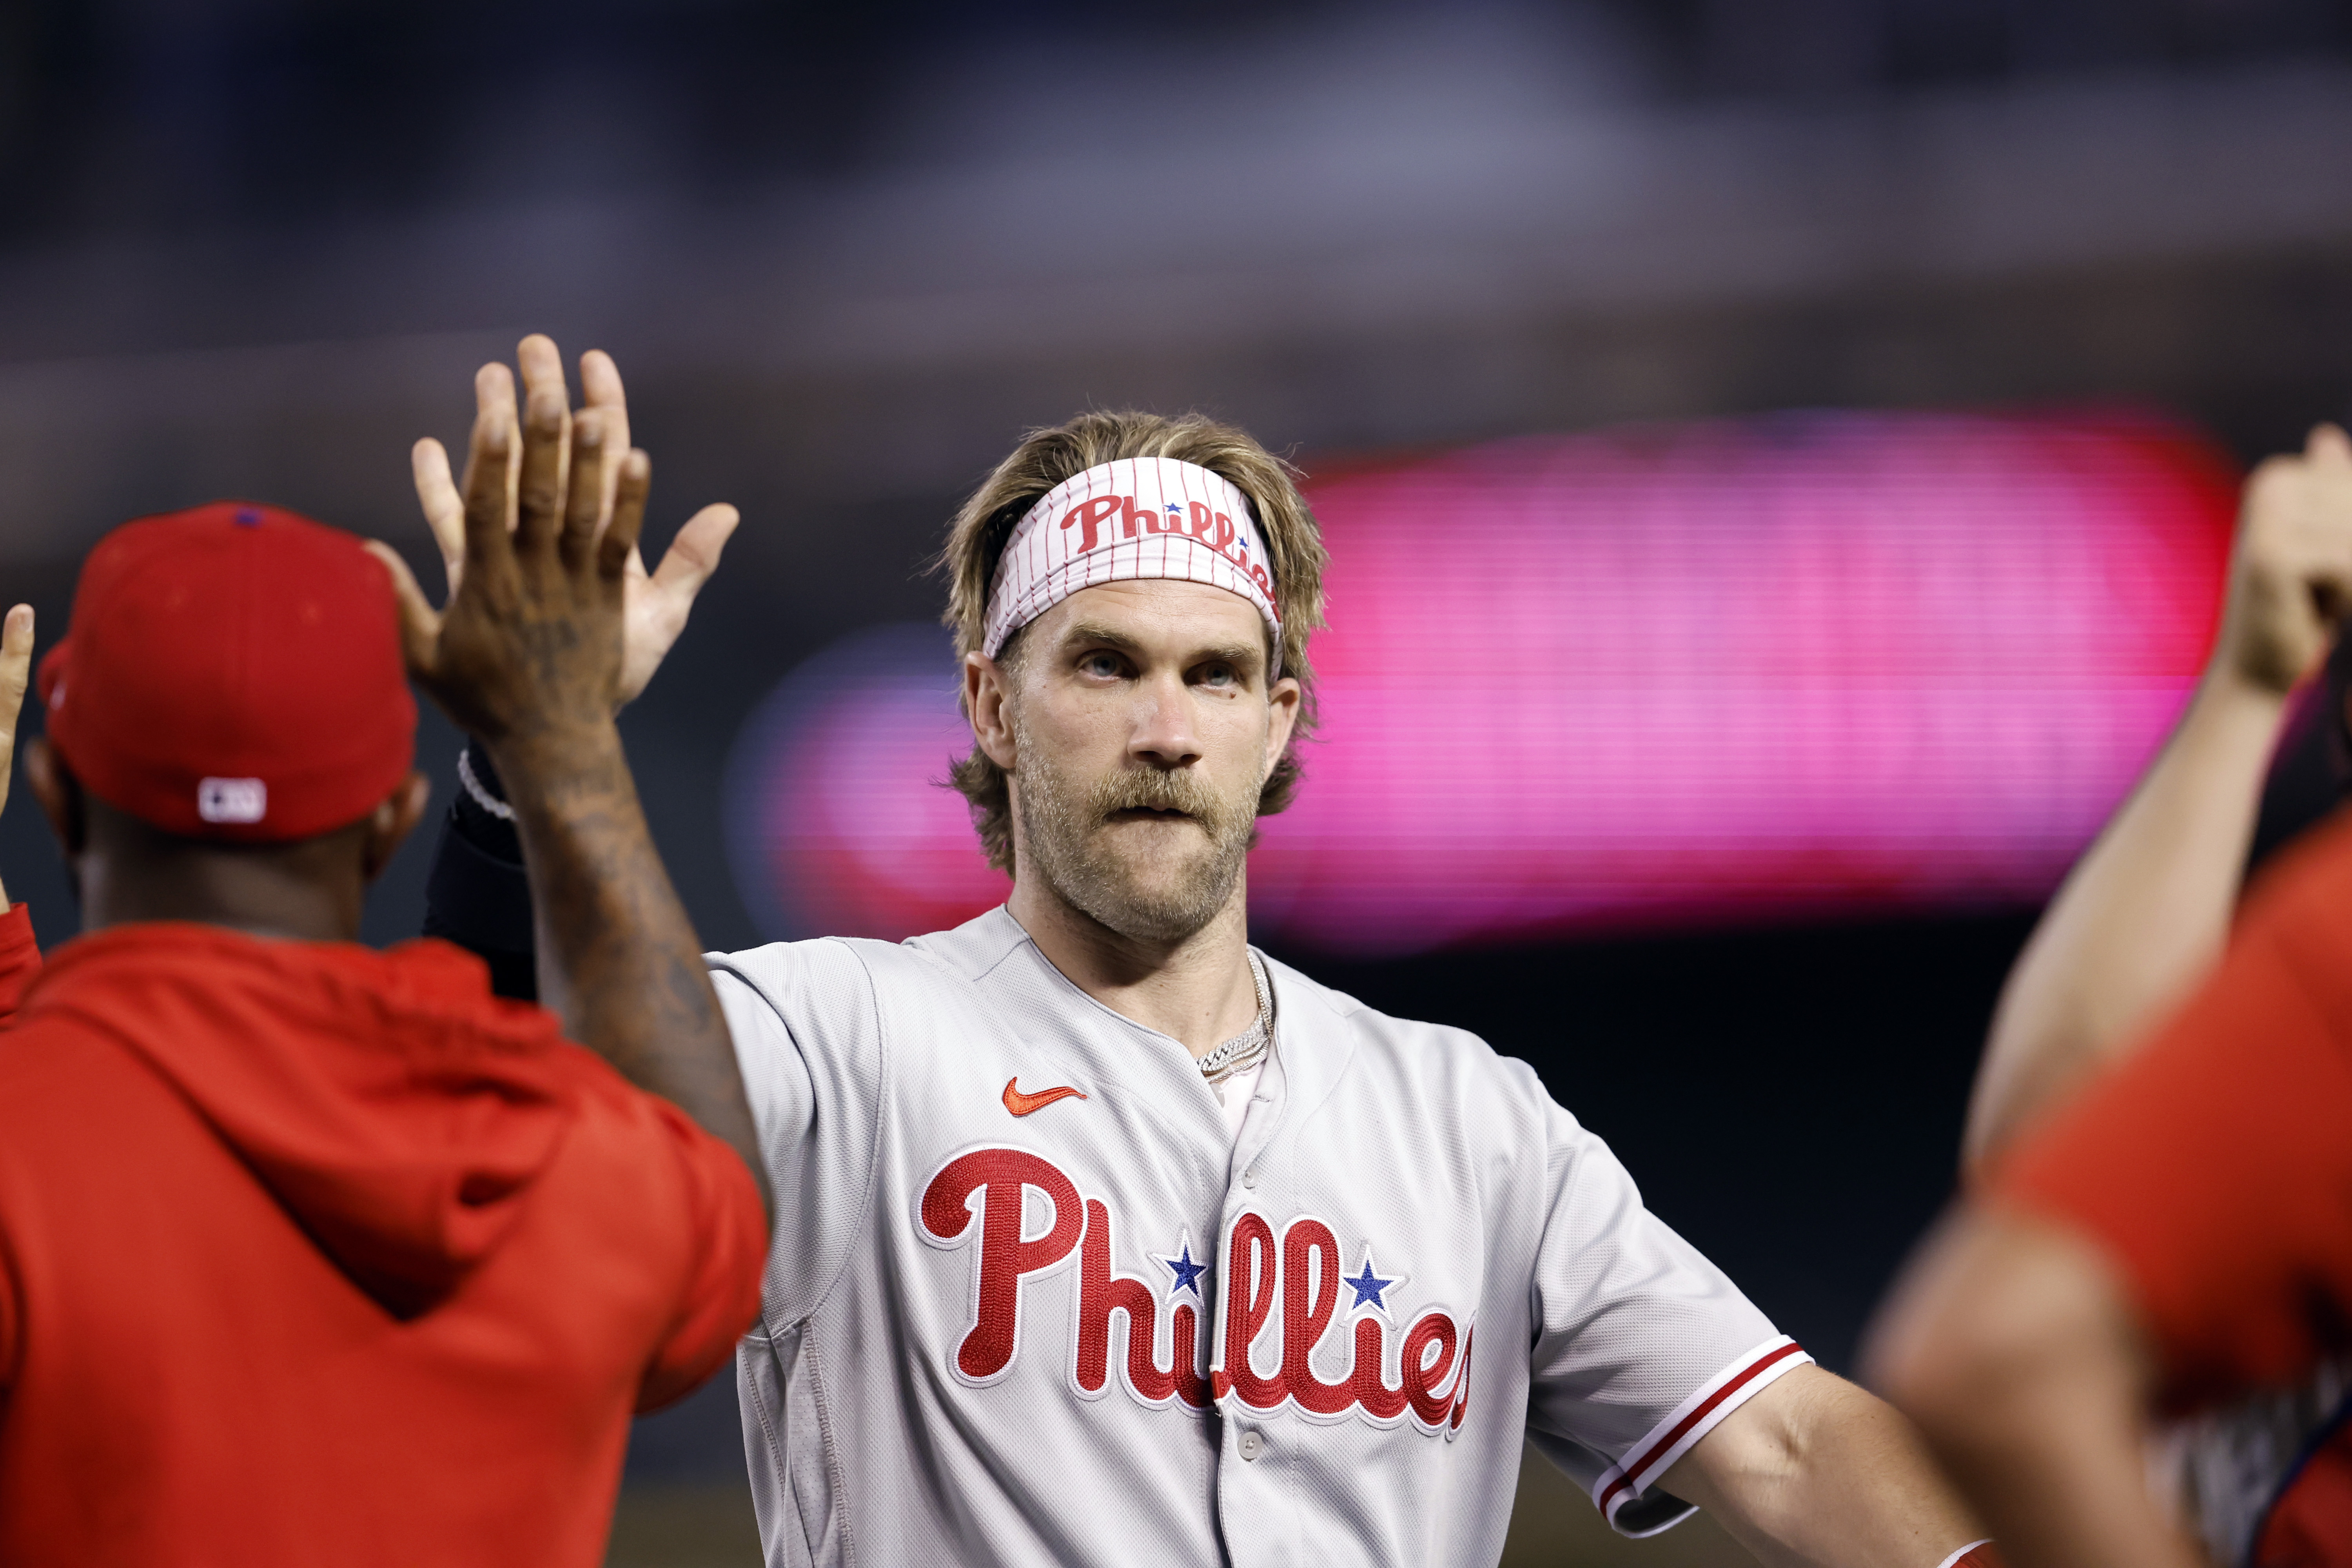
0;912;766;1567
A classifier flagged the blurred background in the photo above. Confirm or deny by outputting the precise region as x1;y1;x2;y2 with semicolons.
4;1;2352;1563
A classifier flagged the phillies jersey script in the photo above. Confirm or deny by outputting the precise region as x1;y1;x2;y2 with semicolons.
711;908;1808;1568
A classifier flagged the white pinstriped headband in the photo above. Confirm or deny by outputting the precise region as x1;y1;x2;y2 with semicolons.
980;458;1281;660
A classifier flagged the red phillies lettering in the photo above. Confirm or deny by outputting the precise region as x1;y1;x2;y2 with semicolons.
1058;494;1125;553
920;1148;1083;1383
1216;1213;1285;1407
1281;1218;1354;1415
1349;1316;1411;1420
1399;1311;1460;1428
1449;1324;1474;1430
1169;1303;1212;1409
1075;1198;1209;1406
1056;493;1282;624
919;1149;1462;1431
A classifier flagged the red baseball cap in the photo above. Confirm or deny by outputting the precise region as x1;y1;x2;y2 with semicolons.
37;501;417;842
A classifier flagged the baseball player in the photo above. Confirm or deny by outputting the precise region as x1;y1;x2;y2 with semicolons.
0;455;766;1559
412;339;1999;1567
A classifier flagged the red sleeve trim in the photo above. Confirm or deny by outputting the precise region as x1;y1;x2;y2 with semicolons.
1937;1541;2004;1568
1591;1335;1813;1528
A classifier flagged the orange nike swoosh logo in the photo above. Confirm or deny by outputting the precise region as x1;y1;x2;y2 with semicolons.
1003;1077;1087;1117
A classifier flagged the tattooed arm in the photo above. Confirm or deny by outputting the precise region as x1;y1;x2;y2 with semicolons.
370;340;766;1211
410;339;736;1002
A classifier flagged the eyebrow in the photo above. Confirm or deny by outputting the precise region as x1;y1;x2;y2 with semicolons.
1060;621;1266;673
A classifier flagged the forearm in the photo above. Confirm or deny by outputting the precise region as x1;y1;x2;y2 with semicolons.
1873;1216;2198;1568
1665;1367;1985;1568
491;721;769;1214
1968;671;2285;1168
1916;1373;2192;1568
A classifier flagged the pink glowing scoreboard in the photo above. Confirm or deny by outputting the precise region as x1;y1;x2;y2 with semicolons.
724;410;2239;953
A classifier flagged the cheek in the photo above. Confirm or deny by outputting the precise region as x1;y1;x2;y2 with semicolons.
1022;684;1130;762
1201;697;1276;773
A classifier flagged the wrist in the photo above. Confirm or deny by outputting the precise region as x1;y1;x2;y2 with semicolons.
483;719;625;799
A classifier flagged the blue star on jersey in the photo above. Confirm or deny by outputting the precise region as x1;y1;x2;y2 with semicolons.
1345;1248;1406;1320
1155;1234;1208;1301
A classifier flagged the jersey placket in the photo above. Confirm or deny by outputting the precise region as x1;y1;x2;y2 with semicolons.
1209;982;1297;1565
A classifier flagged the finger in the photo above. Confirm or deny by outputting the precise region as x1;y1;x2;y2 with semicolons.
460;362;521;538
0;603;33;757
513;381;570;558
517;334;566;396
580;350;629;445
559;410;608;575
647;503;742;608
362;541;444;677
459;390;519;584
2310;423;2352;466
410;437;465;590
580;350;631;525
601;449;651;589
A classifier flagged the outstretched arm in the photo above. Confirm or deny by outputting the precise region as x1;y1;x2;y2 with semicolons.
409;338;736;996
1967;424;2352;1170
1868;1212;2191;1568
371;346;768;1216
1659;1363;1993;1568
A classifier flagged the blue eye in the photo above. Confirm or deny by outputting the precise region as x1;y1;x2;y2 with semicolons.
1080;653;1122;678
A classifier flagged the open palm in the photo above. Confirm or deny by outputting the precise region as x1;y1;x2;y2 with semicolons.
408;337;737;706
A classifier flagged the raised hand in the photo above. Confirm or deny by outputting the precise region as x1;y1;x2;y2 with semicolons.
2216;423;2352;694
372;362;639;743
367;344;766;1206
408;335;739;706
0;603;30;909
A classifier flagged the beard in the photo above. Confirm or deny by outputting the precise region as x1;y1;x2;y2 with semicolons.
1012;710;1261;944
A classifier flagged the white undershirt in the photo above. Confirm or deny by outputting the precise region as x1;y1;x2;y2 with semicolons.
1206;950;1275;1144
1214;1056;1266;1143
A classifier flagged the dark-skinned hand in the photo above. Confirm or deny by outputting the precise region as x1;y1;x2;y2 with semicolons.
370;359;642;746
405;336;737;706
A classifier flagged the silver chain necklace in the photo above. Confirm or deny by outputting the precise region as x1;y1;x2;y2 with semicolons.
1197;951;1273;1086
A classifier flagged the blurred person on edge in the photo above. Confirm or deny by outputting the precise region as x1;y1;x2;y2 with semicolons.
0;376;768;1566
407;340;2002;1568
1868;424;2352;1568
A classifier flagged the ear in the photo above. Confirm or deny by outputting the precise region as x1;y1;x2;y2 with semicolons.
965;652;1019;772
1263;674;1303;778
22;738;84;857
359;771;433;885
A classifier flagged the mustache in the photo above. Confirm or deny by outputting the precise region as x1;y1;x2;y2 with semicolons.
1088;768;1231;823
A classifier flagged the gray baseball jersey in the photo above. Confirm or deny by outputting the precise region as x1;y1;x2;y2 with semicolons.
712;907;1806;1567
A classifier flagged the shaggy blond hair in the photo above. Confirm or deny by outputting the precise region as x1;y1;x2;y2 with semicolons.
942;410;1329;873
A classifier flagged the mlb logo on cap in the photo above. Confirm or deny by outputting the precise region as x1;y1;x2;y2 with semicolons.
198;778;269;825
38;501;416;843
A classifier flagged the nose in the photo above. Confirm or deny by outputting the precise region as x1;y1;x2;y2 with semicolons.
1129;669;1202;769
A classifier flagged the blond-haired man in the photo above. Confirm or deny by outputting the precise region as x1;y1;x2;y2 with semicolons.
420;345;1993;1568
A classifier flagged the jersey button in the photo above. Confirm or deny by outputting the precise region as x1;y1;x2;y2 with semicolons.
1241;1168;1259;1190
1238;1430;1265;1461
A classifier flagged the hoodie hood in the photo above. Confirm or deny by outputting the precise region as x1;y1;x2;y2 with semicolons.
17;924;575;1317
